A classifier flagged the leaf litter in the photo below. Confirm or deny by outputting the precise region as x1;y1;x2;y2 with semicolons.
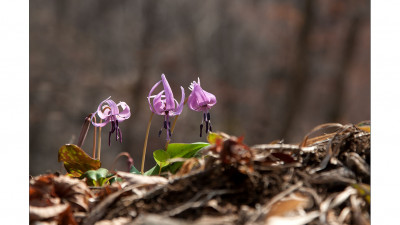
30;121;370;225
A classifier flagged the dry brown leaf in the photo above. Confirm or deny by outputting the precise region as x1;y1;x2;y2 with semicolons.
173;157;203;178
30;204;69;221
208;135;254;173
94;217;132;225
116;171;168;187
266;192;311;218
52;175;93;212
266;211;319;225
30;173;93;223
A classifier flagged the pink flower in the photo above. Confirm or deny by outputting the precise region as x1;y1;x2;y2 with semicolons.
187;78;217;137
148;74;185;140
91;97;131;146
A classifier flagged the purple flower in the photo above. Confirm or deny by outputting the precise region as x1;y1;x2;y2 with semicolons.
188;78;217;137
148;74;185;140
91;97;131;146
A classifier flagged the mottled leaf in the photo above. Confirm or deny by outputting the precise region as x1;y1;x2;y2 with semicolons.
58;144;101;177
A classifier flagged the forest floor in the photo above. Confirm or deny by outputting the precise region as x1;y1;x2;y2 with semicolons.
29;122;370;225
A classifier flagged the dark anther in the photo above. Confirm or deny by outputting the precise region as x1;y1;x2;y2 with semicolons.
158;129;162;137
203;113;206;122
200;124;203;137
168;129;172;138
207;112;211;121
209;124;212;132
164;121;167;129
111;121;116;133
168;121;171;128
205;121;209;134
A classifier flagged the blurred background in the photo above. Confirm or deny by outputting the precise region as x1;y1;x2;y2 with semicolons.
30;0;370;175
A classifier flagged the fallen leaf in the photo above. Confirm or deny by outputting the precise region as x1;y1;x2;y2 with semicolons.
30;204;69;221
53;175;93;212
208;135;254;173
116;171;168;187
266;192;311;218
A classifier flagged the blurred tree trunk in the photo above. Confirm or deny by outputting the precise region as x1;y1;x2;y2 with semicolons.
329;12;361;122
216;0;237;134
133;0;157;108
280;0;313;139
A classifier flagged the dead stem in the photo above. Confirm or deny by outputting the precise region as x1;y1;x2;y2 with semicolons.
141;112;154;174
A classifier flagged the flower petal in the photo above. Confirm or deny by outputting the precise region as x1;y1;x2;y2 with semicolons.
116;101;131;121
152;91;166;115
203;89;217;107
188;90;200;111
103;98;119;116
188;82;217;112
148;80;162;112
96;97;112;119
194;85;216;108
171;86;185;116
161;74;175;111
91;114;111;127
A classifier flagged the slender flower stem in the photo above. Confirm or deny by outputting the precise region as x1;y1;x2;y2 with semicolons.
164;97;189;150
97;119;102;161
92;116;97;159
141;112;154;174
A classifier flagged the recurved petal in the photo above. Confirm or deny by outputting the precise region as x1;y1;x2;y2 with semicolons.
161;74;175;111
148;80;162;112
152;91;166;115
105;98;119;115
91;114;111;127
97;97;112;119
116;102;131;121
172;86;185;115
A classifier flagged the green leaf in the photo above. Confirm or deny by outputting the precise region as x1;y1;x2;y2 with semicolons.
144;165;161;176
168;162;184;174
109;176;123;184
166;142;209;158
81;168;111;186
144;143;210;176
153;150;170;168
129;165;141;175
58;144;101;177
